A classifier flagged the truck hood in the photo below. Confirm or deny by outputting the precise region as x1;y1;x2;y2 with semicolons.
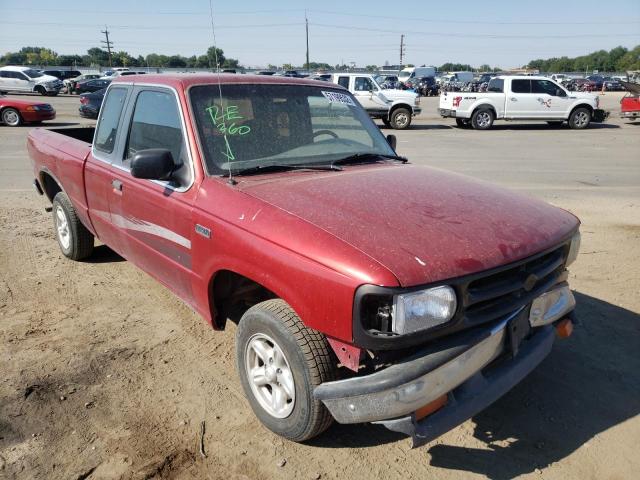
380;89;418;102
568;91;598;102
35;74;59;85
238;165;579;287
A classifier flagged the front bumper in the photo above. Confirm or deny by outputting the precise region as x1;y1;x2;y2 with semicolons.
439;108;456;118
22;110;56;122
315;294;574;444
592;108;609;123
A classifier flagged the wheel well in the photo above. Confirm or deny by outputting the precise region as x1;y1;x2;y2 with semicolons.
570;103;593;117
472;105;496;118
209;270;276;329
39;172;62;202
390;103;412;115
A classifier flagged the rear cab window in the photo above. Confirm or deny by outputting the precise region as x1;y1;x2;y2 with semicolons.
511;80;531;94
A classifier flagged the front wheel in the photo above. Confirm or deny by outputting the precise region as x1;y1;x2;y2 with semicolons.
236;299;336;442
568;108;591;129
390;107;412;129
35;86;47;96
1;108;22;127
471;108;494;130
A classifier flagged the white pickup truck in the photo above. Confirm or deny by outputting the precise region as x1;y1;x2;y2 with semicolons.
439;75;608;130
331;73;421;129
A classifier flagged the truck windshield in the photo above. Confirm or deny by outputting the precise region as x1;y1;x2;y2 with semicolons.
190;84;395;175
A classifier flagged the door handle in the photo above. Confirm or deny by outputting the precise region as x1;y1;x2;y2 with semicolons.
111;179;123;191
510;97;517;101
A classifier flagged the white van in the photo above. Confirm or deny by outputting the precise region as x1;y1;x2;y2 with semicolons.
448;71;474;83
0;66;63;96
398;66;436;83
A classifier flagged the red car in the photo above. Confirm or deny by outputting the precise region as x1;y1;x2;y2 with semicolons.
27;74;580;447
0;95;55;126
620;81;640;120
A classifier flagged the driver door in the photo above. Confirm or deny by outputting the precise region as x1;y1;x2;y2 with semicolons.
531;79;569;119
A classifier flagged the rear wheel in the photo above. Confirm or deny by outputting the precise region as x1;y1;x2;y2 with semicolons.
236;299;336;442
52;192;94;260
471;108;494;130
568;108;591;129
390;107;412;130
1;108;22;127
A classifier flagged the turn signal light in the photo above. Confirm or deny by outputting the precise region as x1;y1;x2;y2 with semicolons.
555;318;574;339
415;394;447;420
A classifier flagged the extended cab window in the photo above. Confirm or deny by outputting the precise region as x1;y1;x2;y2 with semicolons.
337;76;349;89
94;87;128;154
511;80;531;93
125;90;187;169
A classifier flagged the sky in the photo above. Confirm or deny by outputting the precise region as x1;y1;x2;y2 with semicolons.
1;0;639;68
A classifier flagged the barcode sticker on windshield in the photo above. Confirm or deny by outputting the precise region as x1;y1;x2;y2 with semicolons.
322;91;356;106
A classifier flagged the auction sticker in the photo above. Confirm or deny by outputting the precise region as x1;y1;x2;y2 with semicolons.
322;91;356;106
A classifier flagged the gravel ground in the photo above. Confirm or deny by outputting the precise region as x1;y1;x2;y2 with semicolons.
1;91;639;480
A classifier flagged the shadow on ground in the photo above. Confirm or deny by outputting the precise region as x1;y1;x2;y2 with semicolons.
310;292;640;479
83;244;125;263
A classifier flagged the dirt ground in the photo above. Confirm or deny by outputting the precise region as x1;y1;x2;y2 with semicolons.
1;92;639;480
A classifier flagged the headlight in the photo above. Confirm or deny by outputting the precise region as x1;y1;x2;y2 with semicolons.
392;286;457;334
566;231;581;266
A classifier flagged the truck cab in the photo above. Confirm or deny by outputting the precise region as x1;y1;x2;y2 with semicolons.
331;73;421;129
440;75;608;129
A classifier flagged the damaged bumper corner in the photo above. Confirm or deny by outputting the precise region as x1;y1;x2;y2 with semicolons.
314;302;568;446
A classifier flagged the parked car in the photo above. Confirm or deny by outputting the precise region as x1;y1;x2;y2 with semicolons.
0;66;63;96
78;88;106;119
440;76;608;129
331;73;421;129
65;74;101;93
310;73;332;81
75;78;111;94
566;78;595;92
274;70;305;77
414;76;438;96
620;80;640;120
586;75;605;89
28;73;581;447
603;77;623;91
41;70;82;81
255;71;275;75
0;93;55;126
398;66;436;84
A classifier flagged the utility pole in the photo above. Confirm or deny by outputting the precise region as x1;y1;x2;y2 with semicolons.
101;26;114;67
305;11;310;73
399;34;405;67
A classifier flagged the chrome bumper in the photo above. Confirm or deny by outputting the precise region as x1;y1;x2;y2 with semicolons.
315;287;574;426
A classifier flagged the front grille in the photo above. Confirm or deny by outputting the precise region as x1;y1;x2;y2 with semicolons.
462;245;567;326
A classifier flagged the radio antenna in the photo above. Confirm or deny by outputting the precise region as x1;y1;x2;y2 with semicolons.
208;0;236;185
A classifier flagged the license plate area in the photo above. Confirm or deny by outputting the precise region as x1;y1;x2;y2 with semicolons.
507;308;531;357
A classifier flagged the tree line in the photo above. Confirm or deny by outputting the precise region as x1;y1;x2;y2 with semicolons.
526;45;640;73
0;46;240;69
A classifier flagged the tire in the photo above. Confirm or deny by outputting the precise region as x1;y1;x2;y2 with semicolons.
381;118;391;128
1;108;22;127
455;118;470;128
568;107;591;129
390;107;412;129
471;108;494;130
52;192;94;260
236;299;337;442
35;86;47;96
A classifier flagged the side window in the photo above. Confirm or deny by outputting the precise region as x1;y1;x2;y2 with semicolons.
0;72;6;78
94;87;128;154
487;78;504;93
532;80;557;96
125;90;186;168
354;77;373;91
337;76;349;89
511;80;531;94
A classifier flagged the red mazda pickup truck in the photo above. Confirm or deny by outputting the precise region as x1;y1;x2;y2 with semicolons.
27;74;580;447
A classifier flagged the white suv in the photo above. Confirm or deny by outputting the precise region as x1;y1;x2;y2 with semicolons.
0;66;63;96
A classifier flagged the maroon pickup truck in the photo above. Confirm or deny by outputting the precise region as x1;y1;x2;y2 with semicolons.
28;74;580;447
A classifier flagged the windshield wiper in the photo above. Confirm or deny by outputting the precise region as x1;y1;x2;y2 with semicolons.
331;153;408;167
234;163;343;176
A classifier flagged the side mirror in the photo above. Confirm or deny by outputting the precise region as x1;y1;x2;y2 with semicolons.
130;148;176;180
386;134;397;150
